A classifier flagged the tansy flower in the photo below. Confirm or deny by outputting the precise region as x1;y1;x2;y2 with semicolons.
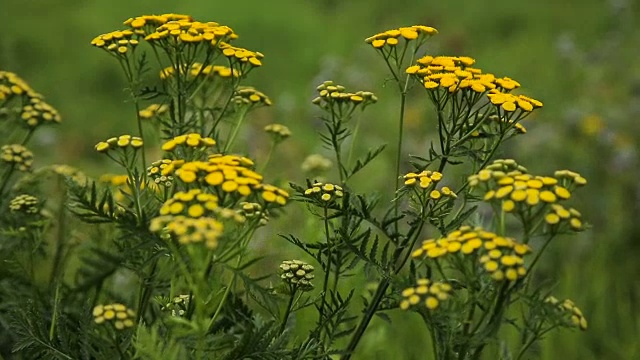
138;103;169;119
365;25;438;49
1;144;34;171
147;159;175;187
149;215;224;249
144;20;237;48
264;124;291;142
233;86;272;107
19;97;62;128
487;90;543;113
93;303;136;330
90;29;140;57
161;133;216;152
9;194;40;214
412;226;531;282
158;189;219;218
312;81;377;113
301;154;332;175
279;260;315;292
399;278;452;311
304;182;344;205
544;296;588;331
94;135;144;153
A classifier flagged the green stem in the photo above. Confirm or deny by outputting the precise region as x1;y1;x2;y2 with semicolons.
279;288;297;333
223;107;249;153
318;206;332;329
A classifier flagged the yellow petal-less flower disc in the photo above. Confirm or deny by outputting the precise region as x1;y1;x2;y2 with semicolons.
425;297;439;310
539;190;557;203
554;186;571;199
95;142;110;152
545;213;560;224
205;172;224;186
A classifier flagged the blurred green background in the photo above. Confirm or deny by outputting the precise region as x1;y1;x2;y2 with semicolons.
2;0;640;359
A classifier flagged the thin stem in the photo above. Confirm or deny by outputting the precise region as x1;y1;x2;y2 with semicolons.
318;206;332;328
279;288;297;333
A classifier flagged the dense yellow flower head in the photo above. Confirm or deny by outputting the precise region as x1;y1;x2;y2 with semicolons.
93;303;136;330
487;89;543;113
469;160;586;232
312;81;377;111
150;215;224;249
160;189;218;216
1;144;34;171
95;135;144;153
9;194;40;214
159;63;241;81
304;182;344;205
280;260;315;292
161;133;216;152
138;103;169;119
264;123;291;142
1;71;61;127
123;13;193;35
233;86;272;107
399;278;452;311
365;25;438;49
144;20;237;47
413;226;531;282
219;42;263;69
90;29;139;56
147;159;174;187
545;296;588;331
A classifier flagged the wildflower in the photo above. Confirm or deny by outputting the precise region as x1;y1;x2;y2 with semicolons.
303;182;344;205
544;296;588;331
90;30;140;57
264;124;291;142
254;183;289;206
138;103;169;119
149;215;224;249
19;97;62;127
399;278;452;311
93;303;136;330
238;202;269;225
1;144;34;171
412;226;530;282
144;20;237;48
301;154;332;174
219;42;263;70
147;159;174;187
94;135;144;153
233;86;272;107
160;63;241;81
161;133;216;152
158;189;218;217
365;25;438;50
545;204;584;231
9;194;39;214
0;71;41;100
123;13;193;35
279;260;315;292
312;81;377;114
487;90;543;113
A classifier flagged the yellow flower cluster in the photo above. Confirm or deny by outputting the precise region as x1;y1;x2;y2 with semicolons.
95;135;144;153
149;214;224;249
545;296;588;331
161;133;216;152
264;124;291;141
412;226;531;282
304;182;344;203
279;260;315;292
406;55;542;112
90;30;139;56
365;25;438;49
1;71;61;127
1;144;34;171
312;81;377;110
545;204;584;231
138;103;169;119
219;42;263;67
93;303;136;330
487;90;543;113
239;201;269;225
233;86;272;107
144;20;237;46
158;189;218;218
159;155;289;206
147;159;174;187
9;194;39;214
301;154;332;174
399;278;451;311
99;173;129;187
469;160;586;229
159;63;240;80
403;170;457;202
123;13;193;34
0;71;40;100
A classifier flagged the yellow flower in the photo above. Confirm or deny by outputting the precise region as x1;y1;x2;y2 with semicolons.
399;278;451;311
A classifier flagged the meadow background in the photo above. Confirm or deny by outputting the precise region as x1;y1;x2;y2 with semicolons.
1;0;639;359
